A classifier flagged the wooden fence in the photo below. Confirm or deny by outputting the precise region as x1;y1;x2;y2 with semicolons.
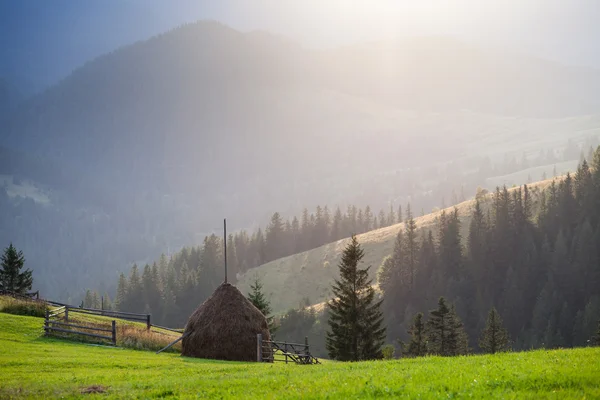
257;334;320;365
1;290;187;343
44;308;116;345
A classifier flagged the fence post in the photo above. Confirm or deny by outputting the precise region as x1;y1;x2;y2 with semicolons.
65;306;69;323
257;334;262;362
111;320;116;345
305;336;309;353
284;341;288;364
44;309;49;335
147;314;151;331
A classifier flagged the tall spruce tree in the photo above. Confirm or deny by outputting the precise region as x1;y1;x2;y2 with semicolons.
326;235;386;361
479;307;510;353
403;312;427;357
0;243;33;294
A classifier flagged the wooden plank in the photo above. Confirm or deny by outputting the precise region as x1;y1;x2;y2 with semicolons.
73;306;148;318
156;332;190;354
47;320;113;333
45;326;113;341
151;324;184;333
70;309;147;321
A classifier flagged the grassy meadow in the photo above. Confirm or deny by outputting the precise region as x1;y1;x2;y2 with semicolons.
1;312;599;399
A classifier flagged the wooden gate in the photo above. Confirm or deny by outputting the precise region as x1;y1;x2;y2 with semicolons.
257;334;320;365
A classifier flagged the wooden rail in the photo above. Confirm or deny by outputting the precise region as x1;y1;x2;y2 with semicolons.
44;309;116;345
257;334;320;365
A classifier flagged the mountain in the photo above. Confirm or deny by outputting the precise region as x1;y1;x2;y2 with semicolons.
1;21;600;299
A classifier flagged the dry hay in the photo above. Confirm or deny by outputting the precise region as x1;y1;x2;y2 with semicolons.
81;385;106;394
181;283;270;361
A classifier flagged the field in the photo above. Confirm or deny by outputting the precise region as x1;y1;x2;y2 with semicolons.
237;179;556;313
1;313;599;399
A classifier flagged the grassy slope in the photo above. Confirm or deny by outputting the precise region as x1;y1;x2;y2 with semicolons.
1;313;599;399
237;180;556;313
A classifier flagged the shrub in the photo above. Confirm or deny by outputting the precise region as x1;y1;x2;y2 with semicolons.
382;344;396;360
0;296;47;317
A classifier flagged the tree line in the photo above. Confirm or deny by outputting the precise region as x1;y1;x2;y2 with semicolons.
251;147;600;361
378;151;600;352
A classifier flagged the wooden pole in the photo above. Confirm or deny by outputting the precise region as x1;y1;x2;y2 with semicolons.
257;333;262;362
146;314;151;331
224;218;228;284
44;309;49;335
284;341;288;364
156;332;190;354
65;305;69;323
111;320;116;345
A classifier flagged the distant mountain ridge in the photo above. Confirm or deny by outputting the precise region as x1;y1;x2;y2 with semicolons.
1;20;599;299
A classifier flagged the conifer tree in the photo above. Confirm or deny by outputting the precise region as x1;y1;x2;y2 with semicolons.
266;212;285;262
0;243;33;294
247;276;276;333
330;207;343;242
404;312;427;357
115;273;127;310
326;235;386;361
426;297;469;356
479;307;510;353
403;204;419;288
378;209;386;228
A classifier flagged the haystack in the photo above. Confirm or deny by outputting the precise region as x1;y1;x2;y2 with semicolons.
181;282;271;361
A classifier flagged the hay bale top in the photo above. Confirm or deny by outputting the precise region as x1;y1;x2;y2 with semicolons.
181;282;270;361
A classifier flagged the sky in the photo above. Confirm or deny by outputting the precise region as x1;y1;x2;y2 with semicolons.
1;0;599;93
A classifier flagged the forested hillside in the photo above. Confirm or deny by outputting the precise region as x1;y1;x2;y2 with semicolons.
106;148;600;356
2;21;600;301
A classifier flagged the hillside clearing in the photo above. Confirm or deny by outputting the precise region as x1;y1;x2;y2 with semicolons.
0;313;598;399
237;179;556;313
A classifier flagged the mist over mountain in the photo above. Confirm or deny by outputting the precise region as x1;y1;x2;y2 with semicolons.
1;21;599;300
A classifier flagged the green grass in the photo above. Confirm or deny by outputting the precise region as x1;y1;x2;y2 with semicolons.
1;313;599;399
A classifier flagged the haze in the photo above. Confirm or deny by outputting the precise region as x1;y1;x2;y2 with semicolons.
1;0;599;93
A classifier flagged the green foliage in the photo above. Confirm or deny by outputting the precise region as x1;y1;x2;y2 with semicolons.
0;243;33;294
381;344;395;360
326;235;386;361
403;312;428;357
426;297;469;356
2;313;600;399
247;276;276;334
479;307;510;353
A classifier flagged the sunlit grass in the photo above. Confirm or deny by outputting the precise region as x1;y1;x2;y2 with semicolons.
1;313;598;399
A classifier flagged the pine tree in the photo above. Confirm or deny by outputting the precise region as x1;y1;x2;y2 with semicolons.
403;204;419;288
326;235;386;361
426;297;469;356
0;243;33;294
265;212;285;262
404;312;427;357
247;276;276;334
479;307;510;353
115;273;127;310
